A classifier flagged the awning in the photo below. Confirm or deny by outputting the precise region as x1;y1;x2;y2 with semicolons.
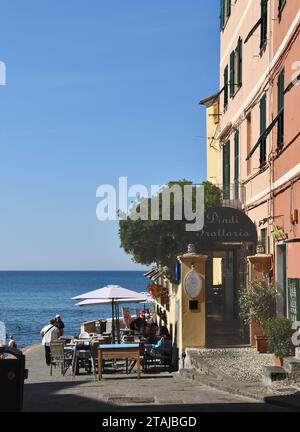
246;108;283;160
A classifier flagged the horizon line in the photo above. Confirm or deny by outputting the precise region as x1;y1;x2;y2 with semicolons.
0;269;150;272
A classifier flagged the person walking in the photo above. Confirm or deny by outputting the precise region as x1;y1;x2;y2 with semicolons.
40;319;59;366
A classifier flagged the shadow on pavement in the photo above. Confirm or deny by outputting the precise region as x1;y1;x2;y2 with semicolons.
265;392;300;411
23;381;295;412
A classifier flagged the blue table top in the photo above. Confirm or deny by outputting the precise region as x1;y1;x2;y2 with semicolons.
98;343;140;349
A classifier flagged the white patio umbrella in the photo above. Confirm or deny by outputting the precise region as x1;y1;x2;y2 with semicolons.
75;296;150;307
72;285;149;342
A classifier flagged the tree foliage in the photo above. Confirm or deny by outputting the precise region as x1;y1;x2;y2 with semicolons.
119;180;222;277
265;317;293;358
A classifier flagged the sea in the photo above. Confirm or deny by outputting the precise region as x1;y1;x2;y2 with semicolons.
0;271;149;348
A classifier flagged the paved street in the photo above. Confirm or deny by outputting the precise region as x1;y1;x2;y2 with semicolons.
23;345;293;412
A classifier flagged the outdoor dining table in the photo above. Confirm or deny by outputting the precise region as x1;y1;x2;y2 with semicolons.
97;343;141;380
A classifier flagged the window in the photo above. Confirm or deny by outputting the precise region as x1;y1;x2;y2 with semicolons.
230;51;235;97
223;140;230;199
234;130;239;199
226;0;231;18
229;38;243;99
278;0;286;15
260;94;267;167
220;0;225;30
277;68;285;147
220;0;231;31
261;228;267;253
236;38;243;87
260;0;268;49
246;113;252;176
224;65;228;109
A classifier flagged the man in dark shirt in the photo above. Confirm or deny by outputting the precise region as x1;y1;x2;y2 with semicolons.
55;314;65;337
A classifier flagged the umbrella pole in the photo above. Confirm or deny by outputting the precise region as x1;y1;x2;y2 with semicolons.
112;299;115;344
117;304;120;344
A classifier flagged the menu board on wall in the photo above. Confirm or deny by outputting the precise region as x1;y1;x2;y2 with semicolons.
288;278;300;322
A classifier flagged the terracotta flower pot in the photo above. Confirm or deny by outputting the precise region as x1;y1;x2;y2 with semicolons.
254;335;268;353
274;355;283;367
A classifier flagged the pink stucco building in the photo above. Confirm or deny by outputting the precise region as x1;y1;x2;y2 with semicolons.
217;0;300;319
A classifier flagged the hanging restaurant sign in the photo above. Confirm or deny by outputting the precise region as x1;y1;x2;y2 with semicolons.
199;207;258;244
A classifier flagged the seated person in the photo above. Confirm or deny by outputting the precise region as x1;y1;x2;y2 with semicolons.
158;325;170;339
146;335;172;365
144;322;159;344
130;316;146;334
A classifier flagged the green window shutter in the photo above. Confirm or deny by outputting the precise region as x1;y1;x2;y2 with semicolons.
260;94;267;167
278;0;286;14
260;228;267;252
220;0;225;30
223;140;230;199
226;0;231;17
237;38;242;87
234;130;239;199
224;65;228;108
230;51;235;97
277;68;285;147
260;0;268;48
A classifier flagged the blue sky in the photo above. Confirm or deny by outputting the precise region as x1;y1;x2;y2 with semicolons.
0;0;219;270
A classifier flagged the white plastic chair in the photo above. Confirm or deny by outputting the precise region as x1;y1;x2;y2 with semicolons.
78;331;90;339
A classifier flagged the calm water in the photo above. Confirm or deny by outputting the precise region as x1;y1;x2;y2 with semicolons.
0;271;148;348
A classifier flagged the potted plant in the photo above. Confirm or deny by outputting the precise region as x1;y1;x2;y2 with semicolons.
239;279;277;353
265;317;293;366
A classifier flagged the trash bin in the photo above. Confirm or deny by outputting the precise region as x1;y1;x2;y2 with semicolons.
0;347;28;412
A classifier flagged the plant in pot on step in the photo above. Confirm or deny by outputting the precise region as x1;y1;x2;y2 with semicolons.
265;317;293;367
239;279;277;353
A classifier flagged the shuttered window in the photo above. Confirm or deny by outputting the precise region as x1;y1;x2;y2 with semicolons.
260;94;267;167
223;140;230;200
230;51;235;97
277;68;285;147
234;130;239;199
260;0;268;48
226;0;231;17
220;0;225;30
278;0;286;14
220;0;231;31
236;38;242;87
224;65;228;109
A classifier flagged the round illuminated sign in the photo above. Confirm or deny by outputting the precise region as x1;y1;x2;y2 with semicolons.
184;269;202;299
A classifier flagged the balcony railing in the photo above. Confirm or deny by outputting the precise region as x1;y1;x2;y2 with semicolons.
212;183;246;210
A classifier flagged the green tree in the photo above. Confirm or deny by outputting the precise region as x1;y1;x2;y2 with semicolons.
119;180;222;279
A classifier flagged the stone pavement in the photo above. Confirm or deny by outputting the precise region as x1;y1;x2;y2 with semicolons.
22;345;294;412
181;348;300;411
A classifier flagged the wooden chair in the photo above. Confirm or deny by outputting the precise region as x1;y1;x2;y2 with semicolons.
49;341;73;376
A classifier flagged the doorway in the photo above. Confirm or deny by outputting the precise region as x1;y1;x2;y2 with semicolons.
206;248;248;346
